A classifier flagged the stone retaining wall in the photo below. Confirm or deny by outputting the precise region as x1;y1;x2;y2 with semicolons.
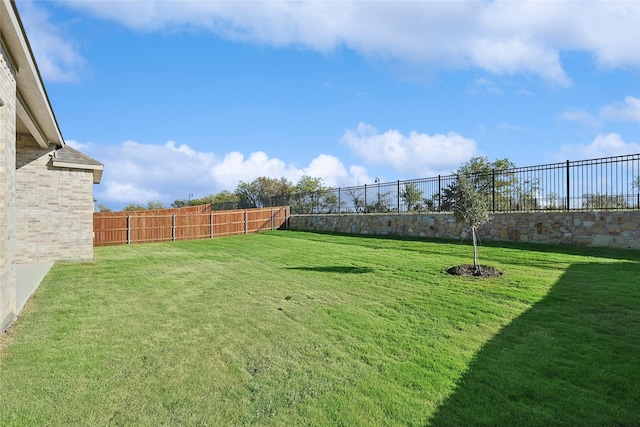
289;211;640;249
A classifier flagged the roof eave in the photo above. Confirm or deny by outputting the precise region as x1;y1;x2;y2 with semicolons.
51;160;104;184
1;0;64;148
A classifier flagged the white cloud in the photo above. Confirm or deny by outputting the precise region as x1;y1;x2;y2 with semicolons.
557;133;640;160
304;154;349;188
17;1;85;82
600;96;640;123
210;151;304;189
347;165;371;186
67;139;368;209
560;96;640;128
559;110;602;129
56;0;639;85
341;122;477;177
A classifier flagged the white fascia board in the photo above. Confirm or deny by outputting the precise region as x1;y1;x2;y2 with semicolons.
2;0;64;148
16;94;48;148
51;160;104;184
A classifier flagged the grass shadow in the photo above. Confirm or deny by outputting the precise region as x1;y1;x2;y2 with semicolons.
281;229;640;262
283;266;374;274
428;261;640;426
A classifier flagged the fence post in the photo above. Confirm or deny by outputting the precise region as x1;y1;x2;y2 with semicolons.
210;211;214;238
438;175;441;212
172;214;176;241
492;170;496;212
244;210;248;234
397;180;400;212
338;188;341;214
566;160;570;211
271;208;274;230
364;184;368;213
127;215;131;245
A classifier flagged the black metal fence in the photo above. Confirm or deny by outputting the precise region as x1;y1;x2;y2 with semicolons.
285;154;640;214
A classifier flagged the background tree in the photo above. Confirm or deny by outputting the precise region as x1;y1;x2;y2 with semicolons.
235;177;293;208
171;199;189;208
346;187;365;213
543;192;562;210
400;182;423;212
147;200;164;210
452;172;491;274
256;177;293;207
582;194;629;210
96;203;112;212
291;176;338;214
235;181;260;208
367;191;391;213
211;190;240;210
123;202;146;212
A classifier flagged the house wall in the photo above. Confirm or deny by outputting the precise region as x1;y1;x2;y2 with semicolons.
289;211;640;250
15;139;95;264
0;48;17;332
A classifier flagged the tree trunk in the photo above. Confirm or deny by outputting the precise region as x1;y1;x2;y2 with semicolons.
472;225;480;274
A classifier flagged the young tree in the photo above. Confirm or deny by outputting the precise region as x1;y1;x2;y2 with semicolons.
452;172;491;274
440;157;515;211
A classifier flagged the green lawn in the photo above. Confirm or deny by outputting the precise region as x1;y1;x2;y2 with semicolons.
1;231;639;426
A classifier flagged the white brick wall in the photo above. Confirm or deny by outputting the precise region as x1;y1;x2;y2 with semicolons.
15;139;95;264
1;53;17;331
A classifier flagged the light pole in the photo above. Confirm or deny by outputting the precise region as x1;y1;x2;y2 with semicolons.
188;193;193;205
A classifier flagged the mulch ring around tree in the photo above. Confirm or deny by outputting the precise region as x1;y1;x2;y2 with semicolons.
446;264;503;278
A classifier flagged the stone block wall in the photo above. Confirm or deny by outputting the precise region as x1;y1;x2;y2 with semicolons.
15;139;95;263
1;50;17;331
289;211;640;250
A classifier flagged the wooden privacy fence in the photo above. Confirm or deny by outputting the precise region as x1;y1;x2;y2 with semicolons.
93;206;290;246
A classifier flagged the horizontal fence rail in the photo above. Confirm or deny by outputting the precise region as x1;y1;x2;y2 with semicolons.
93;206;290;246
281;154;639;215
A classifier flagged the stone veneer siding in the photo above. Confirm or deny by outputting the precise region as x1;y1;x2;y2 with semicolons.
15;139;95;264
1;49;17;331
289;211;640;250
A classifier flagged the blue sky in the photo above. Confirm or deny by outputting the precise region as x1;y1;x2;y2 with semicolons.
17;0;640;210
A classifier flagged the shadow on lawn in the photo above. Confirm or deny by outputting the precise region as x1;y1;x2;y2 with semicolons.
282;229;640;262
428;261;640;427
283;266;374;274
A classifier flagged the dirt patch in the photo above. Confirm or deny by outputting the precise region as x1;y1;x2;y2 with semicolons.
446;264;502;278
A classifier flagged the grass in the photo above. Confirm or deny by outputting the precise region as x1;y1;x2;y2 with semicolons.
1;231;639;426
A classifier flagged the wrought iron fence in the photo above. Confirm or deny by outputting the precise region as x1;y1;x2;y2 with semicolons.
284;154;640;214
